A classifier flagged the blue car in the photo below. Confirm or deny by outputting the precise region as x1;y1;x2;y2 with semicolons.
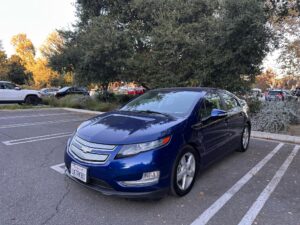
64;87;251;198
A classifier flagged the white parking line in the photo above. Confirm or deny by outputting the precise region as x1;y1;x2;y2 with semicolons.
0;112;77;120
2;132;73;146
50;163;66;175
190;143;284;225
0;118;83;129
237;145;299;225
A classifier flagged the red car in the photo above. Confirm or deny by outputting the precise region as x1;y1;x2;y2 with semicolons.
127;87;145;95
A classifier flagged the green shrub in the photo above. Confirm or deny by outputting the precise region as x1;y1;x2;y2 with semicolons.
96;92;117;102
114;94;137;105
246;97;262;114
252;101;300;133
95;92;136;105
42;95;118;112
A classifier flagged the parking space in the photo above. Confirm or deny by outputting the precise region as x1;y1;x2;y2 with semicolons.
0;109;299;225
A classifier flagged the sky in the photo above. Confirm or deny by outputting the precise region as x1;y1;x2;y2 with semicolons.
0;0;76;56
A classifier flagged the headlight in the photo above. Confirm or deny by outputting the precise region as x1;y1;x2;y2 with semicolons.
116;136;171;158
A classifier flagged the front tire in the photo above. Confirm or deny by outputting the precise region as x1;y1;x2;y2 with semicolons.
171;146;199;197
237;124;250;152
24;95;40;105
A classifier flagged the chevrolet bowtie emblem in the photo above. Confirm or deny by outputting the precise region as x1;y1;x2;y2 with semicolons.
81;146;92;153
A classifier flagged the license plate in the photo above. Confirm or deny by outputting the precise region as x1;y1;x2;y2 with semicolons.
70;163;87;183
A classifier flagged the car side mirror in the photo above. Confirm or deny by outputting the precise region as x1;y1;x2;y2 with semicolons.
211;109;227;118
15;87;21;90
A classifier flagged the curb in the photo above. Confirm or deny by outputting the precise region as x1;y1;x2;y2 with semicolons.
61;108;103;115
251;131;300;145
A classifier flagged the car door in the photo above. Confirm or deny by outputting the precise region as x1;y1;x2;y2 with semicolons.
219;91;245;150
193;91;230;166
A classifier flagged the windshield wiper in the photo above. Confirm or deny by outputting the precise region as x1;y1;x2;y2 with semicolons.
134;110;171;117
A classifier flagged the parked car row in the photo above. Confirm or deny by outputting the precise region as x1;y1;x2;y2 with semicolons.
0;81;92;105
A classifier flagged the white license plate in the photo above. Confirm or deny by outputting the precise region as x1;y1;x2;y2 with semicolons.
70;163;87;183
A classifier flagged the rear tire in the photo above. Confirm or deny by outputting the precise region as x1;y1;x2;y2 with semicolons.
171;146;199;197
237;124;250;152
24;95;40;105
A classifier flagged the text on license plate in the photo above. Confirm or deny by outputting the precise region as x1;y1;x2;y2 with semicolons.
70;163;87;183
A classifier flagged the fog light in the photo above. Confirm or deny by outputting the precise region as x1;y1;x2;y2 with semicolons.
119;171;160;187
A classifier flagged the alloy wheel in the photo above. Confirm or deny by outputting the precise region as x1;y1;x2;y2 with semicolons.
176;152;196;191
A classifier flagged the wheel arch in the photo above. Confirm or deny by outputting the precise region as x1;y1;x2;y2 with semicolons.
24;94;39;101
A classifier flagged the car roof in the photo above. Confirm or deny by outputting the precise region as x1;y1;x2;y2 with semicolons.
153;87;221;93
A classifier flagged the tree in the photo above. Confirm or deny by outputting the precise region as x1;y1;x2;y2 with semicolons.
30;58;60;87
255;69;277;90
76;17;133;90
40;31;65;60
11;34;36;71
0;50;8;80
264;0;300;77
39;32;72;87
50;0;273;92
6;55;31;85
279;39;300;77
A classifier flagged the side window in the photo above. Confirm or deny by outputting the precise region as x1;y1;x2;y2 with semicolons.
0;83;5;89
4;83;15;89
199;93;222;120
221;92;240;111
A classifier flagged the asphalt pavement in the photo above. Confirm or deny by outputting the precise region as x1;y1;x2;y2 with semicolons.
0;109;299;225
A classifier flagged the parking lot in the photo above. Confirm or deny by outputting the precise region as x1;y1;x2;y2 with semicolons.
0;108;299;225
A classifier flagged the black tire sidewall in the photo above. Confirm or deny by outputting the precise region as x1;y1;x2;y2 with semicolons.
240;124;250;152
25;96;39;105
171;146;199;197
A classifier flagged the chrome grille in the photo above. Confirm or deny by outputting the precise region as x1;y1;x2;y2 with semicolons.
73;135;116;151
69;135;116;164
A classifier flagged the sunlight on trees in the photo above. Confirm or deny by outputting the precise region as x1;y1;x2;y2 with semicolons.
9;32;65;87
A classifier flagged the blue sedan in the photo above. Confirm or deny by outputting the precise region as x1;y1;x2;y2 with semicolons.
64;87;251;198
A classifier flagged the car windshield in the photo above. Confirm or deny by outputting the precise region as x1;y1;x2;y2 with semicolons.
121;90;204;117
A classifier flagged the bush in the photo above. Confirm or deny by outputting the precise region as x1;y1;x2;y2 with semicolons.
246;97;262;114
114;94;137;105
251;101;300;133
95;92;137;105
96;92;117;102
42;95;118;112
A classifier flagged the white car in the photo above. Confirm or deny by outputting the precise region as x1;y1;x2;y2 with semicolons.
0;81;42;105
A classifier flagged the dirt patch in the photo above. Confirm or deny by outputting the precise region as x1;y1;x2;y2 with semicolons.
288;125;300;136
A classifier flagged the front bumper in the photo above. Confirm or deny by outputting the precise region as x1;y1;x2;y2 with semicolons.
64;140;178;198
65;170;168;199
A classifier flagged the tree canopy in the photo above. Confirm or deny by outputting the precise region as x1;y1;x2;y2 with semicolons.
49;0;274;92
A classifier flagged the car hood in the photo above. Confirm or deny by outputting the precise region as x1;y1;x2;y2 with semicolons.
76;111;187;145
